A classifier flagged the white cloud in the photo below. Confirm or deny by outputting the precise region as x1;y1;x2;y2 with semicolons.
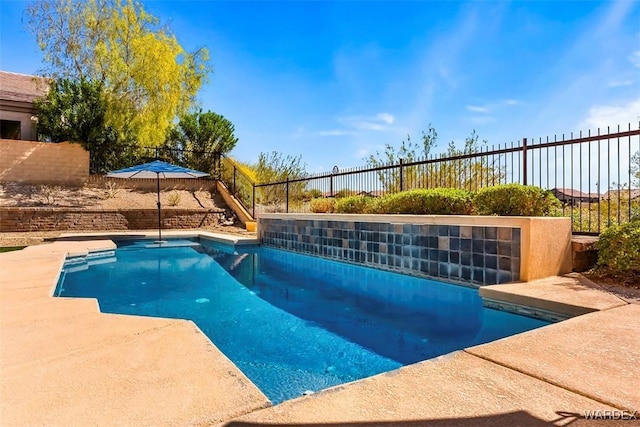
503;99;520;106
317;113;396;136
608;80;634;88
338;113;397;132
581;98;640;129
466;105;489;113
376;112;395;124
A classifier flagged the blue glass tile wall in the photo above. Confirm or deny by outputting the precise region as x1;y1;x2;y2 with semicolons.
258;218;521;286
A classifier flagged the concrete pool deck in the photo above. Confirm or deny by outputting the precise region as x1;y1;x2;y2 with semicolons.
1;233;638;426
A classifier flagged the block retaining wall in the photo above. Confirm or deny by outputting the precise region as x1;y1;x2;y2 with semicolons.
0;207;226;232
0;140;89;185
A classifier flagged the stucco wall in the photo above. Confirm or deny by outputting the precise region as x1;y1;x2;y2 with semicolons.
0;139;89;184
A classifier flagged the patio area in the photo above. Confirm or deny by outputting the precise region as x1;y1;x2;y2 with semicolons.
0;232;638;426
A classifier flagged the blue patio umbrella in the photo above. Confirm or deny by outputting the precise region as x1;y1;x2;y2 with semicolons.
107;160;209;242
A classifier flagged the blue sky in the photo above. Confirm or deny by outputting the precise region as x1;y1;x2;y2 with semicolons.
1;0;638;173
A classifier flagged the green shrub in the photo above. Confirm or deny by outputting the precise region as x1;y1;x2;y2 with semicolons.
474;184;561;216
334;195;376;214
378;188;474;215
310;197;336;213
596;220;640;277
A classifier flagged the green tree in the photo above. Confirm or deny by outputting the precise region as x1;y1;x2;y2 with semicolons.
164;110;238;174
26;0;210;148
33;77;138;173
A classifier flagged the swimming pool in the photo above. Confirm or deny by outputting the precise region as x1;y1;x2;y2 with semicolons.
55;238;549;404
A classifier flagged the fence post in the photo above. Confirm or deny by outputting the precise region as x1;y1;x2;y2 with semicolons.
252;184;256;218
522;137;528;185
330;174;334;197
233;165;237;195
399;158;404;192
286;179;290;213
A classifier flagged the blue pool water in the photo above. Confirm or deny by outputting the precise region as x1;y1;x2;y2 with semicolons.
56;239;549;403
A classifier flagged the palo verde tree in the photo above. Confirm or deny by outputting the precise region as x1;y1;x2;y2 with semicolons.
255;152;307;208
366;125;438;192
33;78;138;173
26;0;211;148
365;126;504;192
632;151;640;187
163;110;238;174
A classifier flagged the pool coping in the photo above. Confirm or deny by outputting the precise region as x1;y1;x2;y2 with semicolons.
1;233;637;426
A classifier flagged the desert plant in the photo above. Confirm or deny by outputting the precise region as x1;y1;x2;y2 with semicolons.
304;188;323;200
310;198;336;213
167;191;181;206
377;188;474;215
334;195;375;214
104;181;121;199
39;185;62;205
596;219;640;279
474;184;561;216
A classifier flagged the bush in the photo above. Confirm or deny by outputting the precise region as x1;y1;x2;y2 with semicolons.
167;191;181;206
104;181;121;199
474;184;561;216
304;189;323;200
334;195;376;214
377;188;474;215
310;198;336;213
596;220;640;277
39;185;62;205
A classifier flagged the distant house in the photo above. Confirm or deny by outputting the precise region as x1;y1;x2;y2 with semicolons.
551;188;601;205
603;189;640;201
0;70;48;141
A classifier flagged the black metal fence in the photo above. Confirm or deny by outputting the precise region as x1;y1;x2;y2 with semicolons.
253;123;640;234
136;124;640;234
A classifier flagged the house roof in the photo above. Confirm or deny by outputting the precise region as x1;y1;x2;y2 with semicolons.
552;188;601;198
0;70;48;104
603;189;640;200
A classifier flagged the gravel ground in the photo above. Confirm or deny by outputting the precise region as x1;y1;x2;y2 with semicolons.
0;182;223;210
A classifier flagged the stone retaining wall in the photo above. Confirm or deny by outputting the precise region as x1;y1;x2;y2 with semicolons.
0;207;225;232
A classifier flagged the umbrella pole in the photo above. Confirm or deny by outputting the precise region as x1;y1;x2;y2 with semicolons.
156;173;162;242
